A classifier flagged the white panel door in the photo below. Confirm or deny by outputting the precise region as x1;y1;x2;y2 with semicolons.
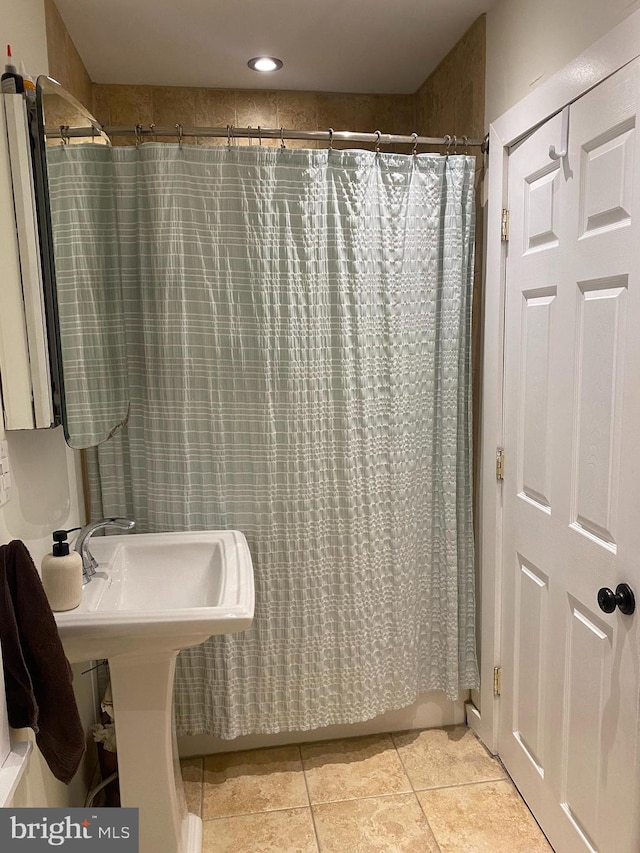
500;59;640;853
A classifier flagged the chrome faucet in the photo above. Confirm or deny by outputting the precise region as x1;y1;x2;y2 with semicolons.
74;517;136;584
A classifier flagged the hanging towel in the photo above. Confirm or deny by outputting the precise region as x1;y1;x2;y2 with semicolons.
0;540;85;784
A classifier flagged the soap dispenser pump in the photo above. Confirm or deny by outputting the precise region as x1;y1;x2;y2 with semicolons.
41;528;83;612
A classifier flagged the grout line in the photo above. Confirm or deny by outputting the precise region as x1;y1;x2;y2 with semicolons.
392;735;443;853
413;791;443;853
310;790;419;808
201;804;314;822
413;776;510;794
299;744;322;852
391;731;418;793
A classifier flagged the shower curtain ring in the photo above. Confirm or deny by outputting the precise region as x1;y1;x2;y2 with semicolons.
411;132;419;155
461;135;469;154
443;134;451;156
135;124;143;146
149;123;156;142
374;130;382;153
328;127;334;150
280;127;286;149
175;124;183;146
247;125;252;146
452;135;458;152
258;126;262;146
60;124;69;145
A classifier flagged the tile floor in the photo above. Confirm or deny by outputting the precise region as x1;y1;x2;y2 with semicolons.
180;725;554;853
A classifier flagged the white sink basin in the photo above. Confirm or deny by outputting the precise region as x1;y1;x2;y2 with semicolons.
55;529;255;662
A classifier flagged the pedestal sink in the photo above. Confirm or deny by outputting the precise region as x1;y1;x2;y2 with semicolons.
54;530;255;853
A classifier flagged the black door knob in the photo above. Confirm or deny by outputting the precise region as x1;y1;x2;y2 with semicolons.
597;583;635;615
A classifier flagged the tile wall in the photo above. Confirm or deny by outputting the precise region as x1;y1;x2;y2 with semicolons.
44;0;92;110
91;85;416;150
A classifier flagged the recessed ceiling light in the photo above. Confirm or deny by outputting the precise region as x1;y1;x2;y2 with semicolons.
248;56;283;73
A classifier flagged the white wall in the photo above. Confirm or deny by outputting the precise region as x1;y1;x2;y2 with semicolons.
486;0;640;123
0;0;94;809
0;0;48;80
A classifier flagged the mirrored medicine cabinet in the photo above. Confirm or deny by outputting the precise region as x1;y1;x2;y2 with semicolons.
30;76;129;449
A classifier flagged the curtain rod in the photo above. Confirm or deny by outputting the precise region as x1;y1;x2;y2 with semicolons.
47;124;488;150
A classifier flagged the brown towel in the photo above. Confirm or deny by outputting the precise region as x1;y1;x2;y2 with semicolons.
0;540;86;784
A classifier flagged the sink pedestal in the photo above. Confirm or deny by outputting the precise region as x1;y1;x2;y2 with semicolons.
109;649;202;853
54;531;254;853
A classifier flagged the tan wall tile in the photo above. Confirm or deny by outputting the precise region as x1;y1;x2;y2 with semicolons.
66;36;92;110
151;86;197;143
276;92;318;148
276;91;318;129
44;0;68;86
414;14;486;140
194;90;235;144
44;0;93;111
316;93;358;133
354;94;378;133
94;87;424;149
195;89;236;127
235;90;278;128
92;85;111;126
231;90;278;146
107;85;154;127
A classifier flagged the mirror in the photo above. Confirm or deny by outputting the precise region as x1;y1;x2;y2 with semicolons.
31;76;129;449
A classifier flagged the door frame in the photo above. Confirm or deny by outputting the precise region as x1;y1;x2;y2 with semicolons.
471;8;640;754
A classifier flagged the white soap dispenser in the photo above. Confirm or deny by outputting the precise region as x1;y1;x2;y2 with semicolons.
41;529;83;612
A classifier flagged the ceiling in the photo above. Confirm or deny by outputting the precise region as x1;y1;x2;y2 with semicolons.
54;0;492;95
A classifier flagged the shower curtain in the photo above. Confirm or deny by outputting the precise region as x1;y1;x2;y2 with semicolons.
49;143;479;738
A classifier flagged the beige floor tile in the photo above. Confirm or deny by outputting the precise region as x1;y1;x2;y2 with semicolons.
418;780;554;853
202;745;308;819
393;725;507;789
300;734;412;804
180;757;203;817
202;808;318;853
313;793;440;853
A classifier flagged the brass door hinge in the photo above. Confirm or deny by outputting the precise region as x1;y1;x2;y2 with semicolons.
493;667;502;697
501;208;510;242
496;448;505;481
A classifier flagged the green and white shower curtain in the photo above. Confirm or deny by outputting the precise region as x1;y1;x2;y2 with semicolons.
49;143;479;738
